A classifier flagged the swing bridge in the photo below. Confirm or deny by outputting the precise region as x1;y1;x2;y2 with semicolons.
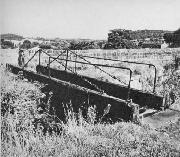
6;47;171;122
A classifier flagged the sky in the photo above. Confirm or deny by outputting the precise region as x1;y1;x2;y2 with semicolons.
0;0;180;39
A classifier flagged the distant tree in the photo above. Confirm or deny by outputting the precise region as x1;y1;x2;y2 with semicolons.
69;41;80;50
173;28;180;45
58;41;70;50
36;37;46;41
105;29;140;49
174;28;180;34
39;44;52;49
164;28;180;47
0;33;23;40
163;33;174;45
104;42;114;49
1;40;14;49
96;41;106;49
1;38;4;43
31;41;39;48
20;40;31;49
68;40;101;50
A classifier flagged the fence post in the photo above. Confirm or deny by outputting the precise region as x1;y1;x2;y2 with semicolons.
65;50;69;71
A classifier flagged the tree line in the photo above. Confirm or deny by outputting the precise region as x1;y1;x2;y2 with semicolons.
163;28;180;47
1;28;179;50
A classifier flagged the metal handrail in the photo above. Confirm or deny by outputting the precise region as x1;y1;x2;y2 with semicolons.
42;50;132;85
49;50;66;65
20;48;132;100
57;52;157;93
22;50;39;69
59;40;157;92
40;50;105;93
49;56;132;71
48;56;105;93
47;54;132;100
78;54;157;93
68;50;130;85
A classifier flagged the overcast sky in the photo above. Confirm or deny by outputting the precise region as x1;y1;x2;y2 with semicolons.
1;0;180;39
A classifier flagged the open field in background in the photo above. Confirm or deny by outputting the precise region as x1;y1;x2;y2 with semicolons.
1;65;180;157
1;48;180;94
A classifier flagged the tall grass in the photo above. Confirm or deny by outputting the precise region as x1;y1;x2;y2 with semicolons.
1;65;180;157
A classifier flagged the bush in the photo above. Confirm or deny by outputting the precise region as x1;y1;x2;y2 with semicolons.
39;44;52;49
1;40;15;49
69;41;101;50
20;40;31;49
31;41;39;48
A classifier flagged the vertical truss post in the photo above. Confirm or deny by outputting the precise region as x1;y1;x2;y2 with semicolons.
75;52;77;73
65;50;69;71
39;49;41;66
153;66;157;93
127;70;132;100
48;57;51;78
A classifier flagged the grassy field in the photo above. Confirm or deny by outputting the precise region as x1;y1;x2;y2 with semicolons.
1;65;180;157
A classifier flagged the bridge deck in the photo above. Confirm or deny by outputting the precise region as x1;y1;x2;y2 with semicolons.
6;63;138;122
36;65;164;110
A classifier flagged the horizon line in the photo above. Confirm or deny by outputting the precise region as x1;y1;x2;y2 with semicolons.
1;28;176;40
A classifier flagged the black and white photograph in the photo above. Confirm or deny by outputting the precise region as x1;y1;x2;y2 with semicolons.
1;0;180;156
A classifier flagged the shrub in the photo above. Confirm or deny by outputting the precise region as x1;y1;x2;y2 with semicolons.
1;40;15;49
69;40;101;50
31;41;39;48
20;40;31;49
39;44;52;49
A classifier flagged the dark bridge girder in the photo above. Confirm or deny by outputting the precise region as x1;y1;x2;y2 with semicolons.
6;63;138;122
36;65;164;110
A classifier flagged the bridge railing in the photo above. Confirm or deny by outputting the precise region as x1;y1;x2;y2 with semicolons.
20;48;159;99
40;49;133;100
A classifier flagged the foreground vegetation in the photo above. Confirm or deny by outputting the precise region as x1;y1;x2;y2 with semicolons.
1;65;180;157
